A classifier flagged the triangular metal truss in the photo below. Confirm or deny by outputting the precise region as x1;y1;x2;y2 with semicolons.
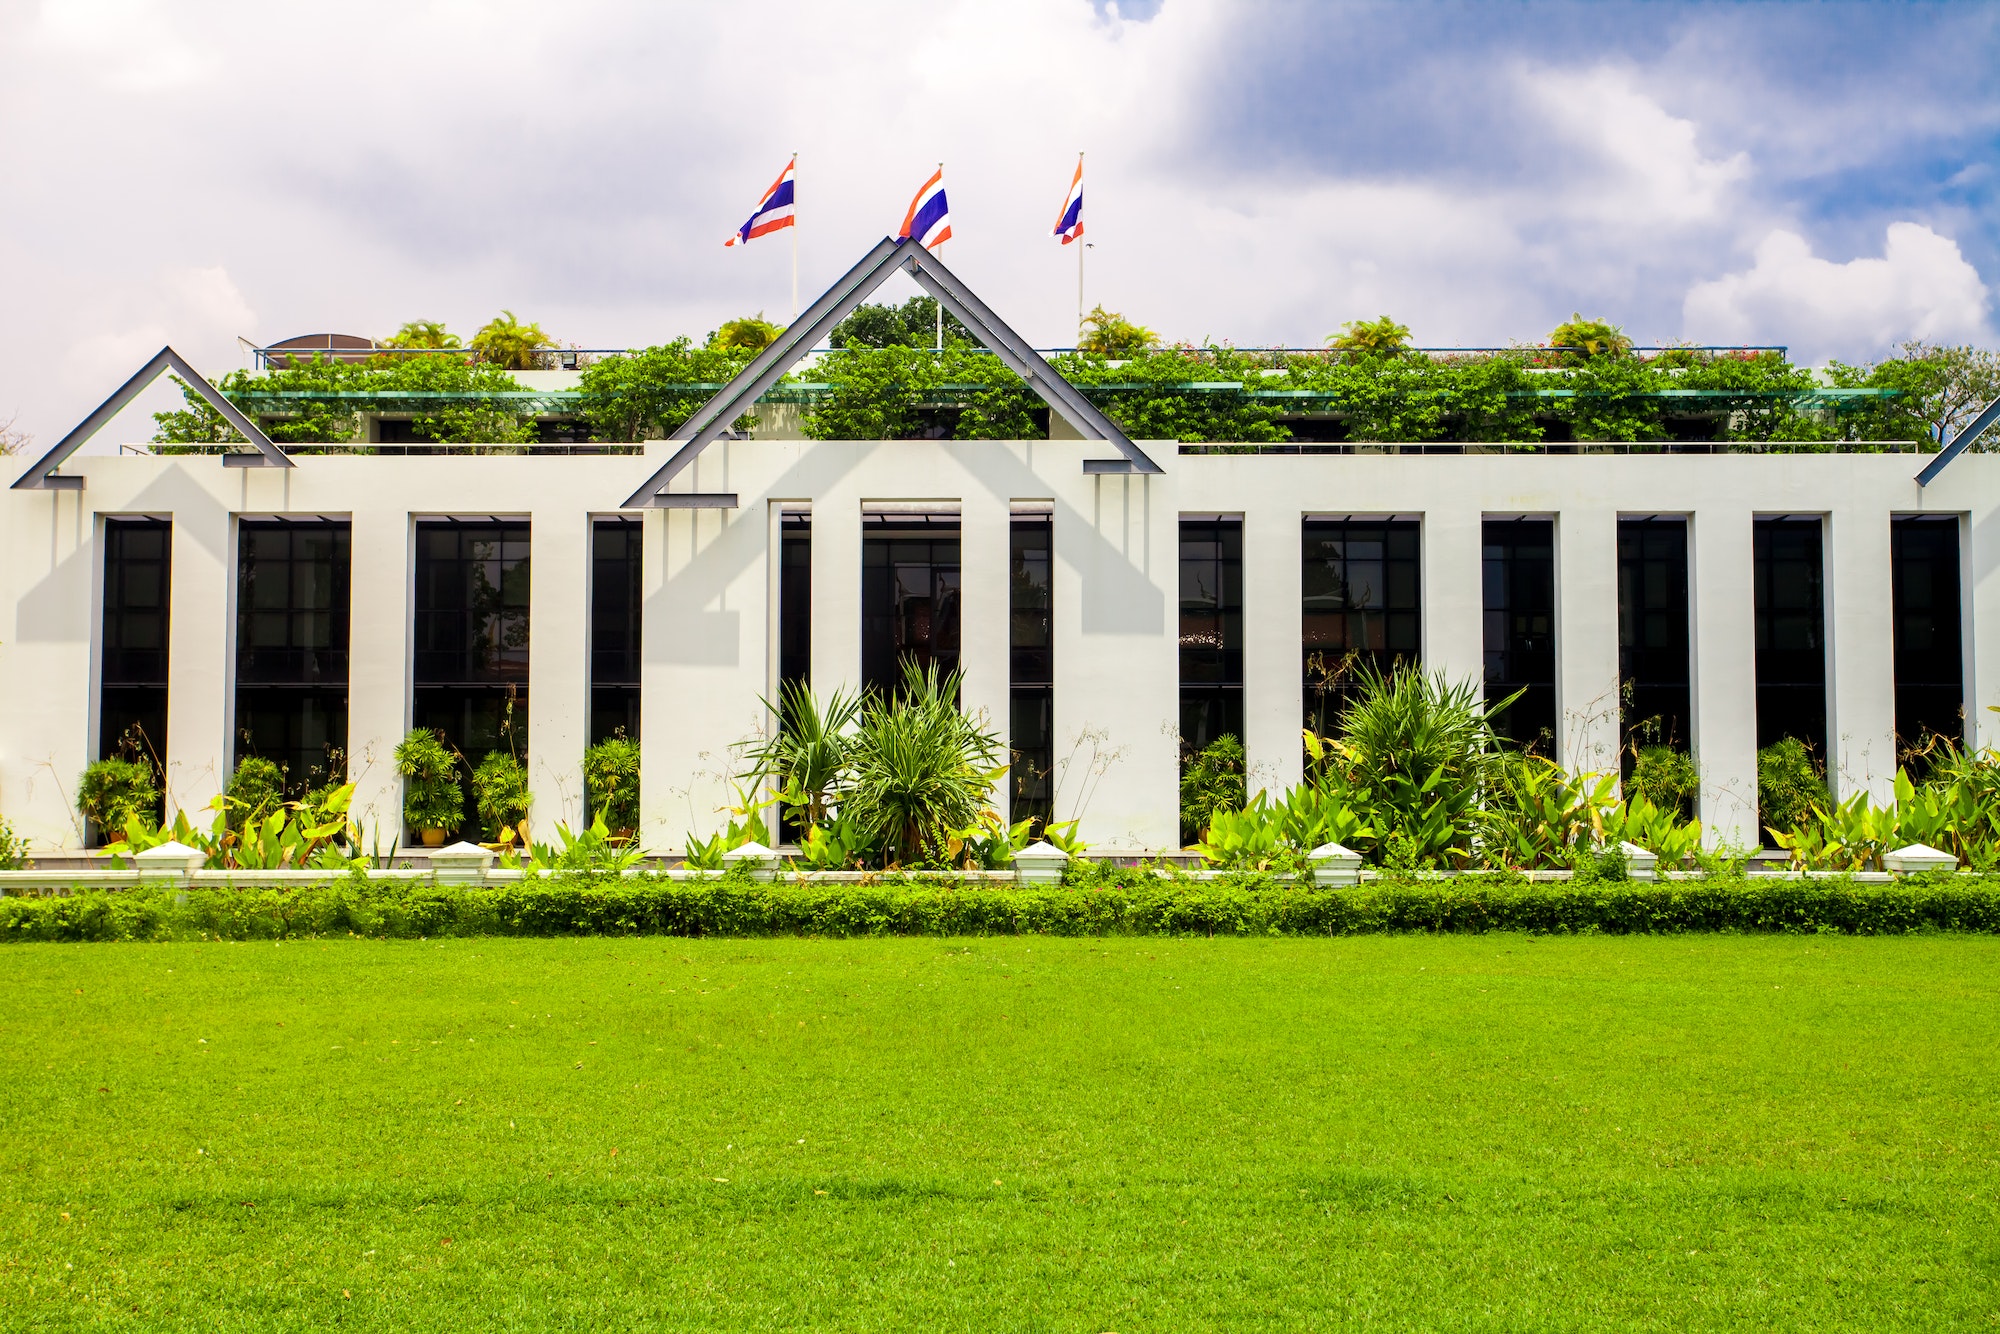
11;346;291;491
621;236;1163;508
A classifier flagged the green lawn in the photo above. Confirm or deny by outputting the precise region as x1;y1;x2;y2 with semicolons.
1;936;1995;1331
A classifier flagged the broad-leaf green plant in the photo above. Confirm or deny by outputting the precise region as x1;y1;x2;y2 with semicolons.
77;757;158;842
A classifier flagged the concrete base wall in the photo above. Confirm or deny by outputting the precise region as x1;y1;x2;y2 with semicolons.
4;443;1993;855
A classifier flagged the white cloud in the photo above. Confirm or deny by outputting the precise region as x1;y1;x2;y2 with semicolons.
1521;64;1750;227
34;0;214;91
1683;223;1991;359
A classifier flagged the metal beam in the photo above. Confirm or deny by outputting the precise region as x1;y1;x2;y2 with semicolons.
1916;394;2000;487
10;346;289;490
898;245;1163;474
620;237;909;508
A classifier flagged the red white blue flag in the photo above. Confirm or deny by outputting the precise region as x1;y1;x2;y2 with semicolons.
724;157;796;247
1052;156;1084;245
898;167;952;250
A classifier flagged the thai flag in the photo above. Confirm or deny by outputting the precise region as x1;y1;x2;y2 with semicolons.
724;157;796;247
898;167;952;250
1052;157;1084;245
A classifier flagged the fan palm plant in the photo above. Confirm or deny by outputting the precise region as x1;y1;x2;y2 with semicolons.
843;662;1004;867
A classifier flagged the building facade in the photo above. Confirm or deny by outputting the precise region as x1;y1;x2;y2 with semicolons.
1;434;1992;854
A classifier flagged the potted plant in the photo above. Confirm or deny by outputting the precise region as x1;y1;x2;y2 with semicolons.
76;756;159;846
394;728;462;847
582;736;641;839
472;750;532;846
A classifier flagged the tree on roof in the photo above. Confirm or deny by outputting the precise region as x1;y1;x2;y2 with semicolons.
830;297;973;349
711;315;784;354
383;320;462;350
1327;316;1412;355
1548;314;1631;359
471;311;552;370
1078;305;1158;358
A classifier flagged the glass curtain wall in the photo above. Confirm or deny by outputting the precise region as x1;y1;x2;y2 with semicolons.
861;512;960;695
1753;516;1827;755
589;518;642;744
1302;517;1420;737
412;520;530;831
1010;507;1054;831
233;519;351;794
1180;517;1244;756
1616;518;1692;766
98;518;172;832
1481;518;1556;750
1891;515;1964;758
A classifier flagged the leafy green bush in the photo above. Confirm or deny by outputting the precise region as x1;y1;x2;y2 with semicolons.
76;757;158;841
1771;754;2000;871
394;730;462;836
502;813;647;873
582;737;642;834
472;751;532;842
1628;746;1700;820
744;681;862;828
153;355;537;447
7;868;2000;944
1758;739;1826;839
573;339;754;442
830;297;973;349
0;817;25;869
103;785;366;872
224;757;286;832
1179;734;1246;845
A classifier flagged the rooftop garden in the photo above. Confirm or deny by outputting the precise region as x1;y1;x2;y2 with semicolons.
152;307;2000;451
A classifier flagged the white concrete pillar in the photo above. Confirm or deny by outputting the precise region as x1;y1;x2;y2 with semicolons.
162;501;233;823
1826;506;1897;802
812;495;862;700
959;491;1011;797
1555;508;1622;778
0;490;97;848
345;508;411;846
527;508;590;837
1242;505;1302;797
1966;508;2000;752
1052;470;1178;850
1689;507;1759;848
1422;506;1484;689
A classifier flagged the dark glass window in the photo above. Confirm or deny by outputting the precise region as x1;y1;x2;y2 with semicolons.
1753;516;1827;755
233;519;351;794
780;512;812;693
99;518;171;826
412;521;530;817
1181;517;1244;754
590;518;642;744
1892;516;1963;757
1010;510;1054;831
1482;518;1556;750
1617;518;1692;763
1302;517;1420;736
861;513;960;695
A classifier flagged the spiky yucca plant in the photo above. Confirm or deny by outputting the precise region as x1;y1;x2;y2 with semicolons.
843;662;1004;867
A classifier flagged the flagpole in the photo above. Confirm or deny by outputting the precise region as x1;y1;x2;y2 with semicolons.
1076;151;1085;345
790;150;800;324
935;162;945;351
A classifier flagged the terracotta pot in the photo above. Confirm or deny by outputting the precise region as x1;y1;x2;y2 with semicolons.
422;828;447;848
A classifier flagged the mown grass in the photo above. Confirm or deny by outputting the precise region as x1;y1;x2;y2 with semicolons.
0;936;1995;1331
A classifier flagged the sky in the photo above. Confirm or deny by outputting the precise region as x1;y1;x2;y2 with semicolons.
2;0;1997;456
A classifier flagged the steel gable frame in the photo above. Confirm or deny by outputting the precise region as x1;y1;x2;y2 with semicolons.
620;236;1160;508
1915;394;2000;487
11;346;291;491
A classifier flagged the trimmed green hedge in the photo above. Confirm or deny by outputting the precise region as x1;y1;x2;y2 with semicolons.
4;869;1999;942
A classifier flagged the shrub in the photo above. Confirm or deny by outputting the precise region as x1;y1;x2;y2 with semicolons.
1628;746;1700;820
842;662;1004;867
76;757;158;840
472;751;532;842
582;737;642;834
1757;739;1825;840
394;729;462;836
224;757;287;832
743;681;862;828
1179;734;1246;845
0;817;25;869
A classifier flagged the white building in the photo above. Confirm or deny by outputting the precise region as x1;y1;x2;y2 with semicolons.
2;242;1992;854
